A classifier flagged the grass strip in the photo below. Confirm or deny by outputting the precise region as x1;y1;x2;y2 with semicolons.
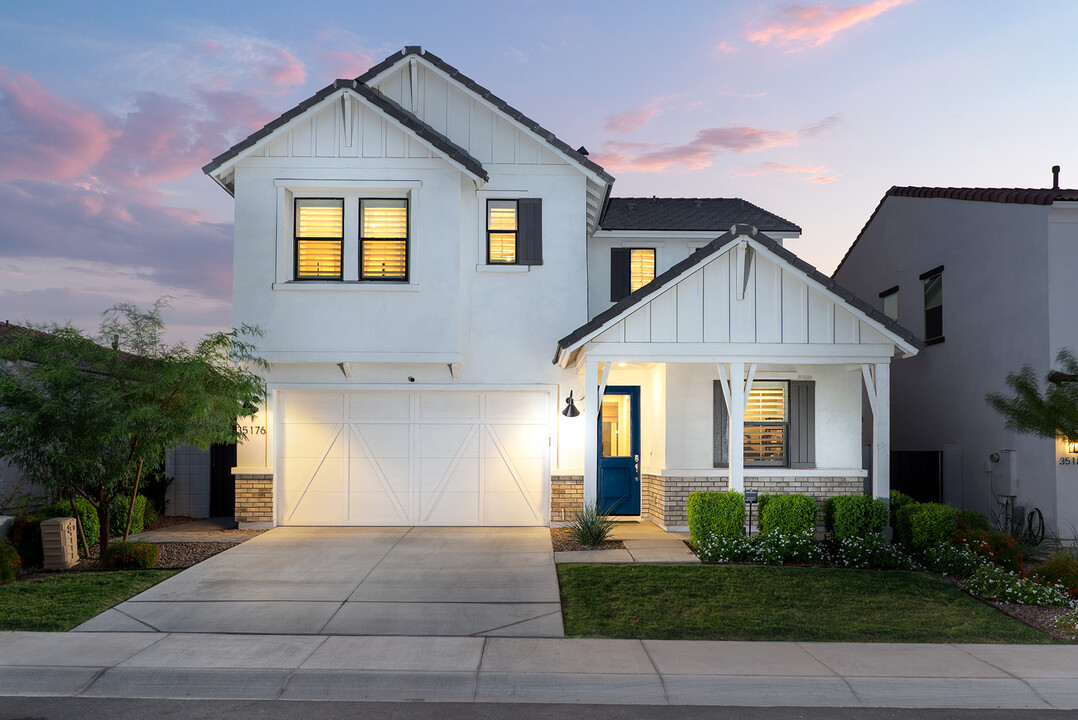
559;564;1054;644
0;570;177;632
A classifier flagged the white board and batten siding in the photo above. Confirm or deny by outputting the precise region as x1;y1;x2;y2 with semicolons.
592;244;893;356
277;390;551;526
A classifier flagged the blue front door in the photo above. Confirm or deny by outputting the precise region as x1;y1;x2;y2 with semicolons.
597;386;641;515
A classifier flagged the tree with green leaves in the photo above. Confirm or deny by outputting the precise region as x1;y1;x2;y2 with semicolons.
0;301;266;554
986;348;1078;444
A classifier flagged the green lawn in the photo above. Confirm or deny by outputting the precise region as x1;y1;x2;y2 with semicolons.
0;570;177;632
558;564;1055;643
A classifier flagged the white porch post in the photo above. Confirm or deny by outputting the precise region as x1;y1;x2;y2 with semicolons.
872;362;890;502
729;361;745;492
583;358;599;506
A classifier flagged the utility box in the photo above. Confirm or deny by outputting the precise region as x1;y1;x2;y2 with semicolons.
990;449;1018;497
41;517;78;570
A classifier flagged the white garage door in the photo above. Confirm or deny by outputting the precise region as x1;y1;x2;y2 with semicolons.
277;390;550;526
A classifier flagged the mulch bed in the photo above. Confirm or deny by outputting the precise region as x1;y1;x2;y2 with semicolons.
550;527;625;552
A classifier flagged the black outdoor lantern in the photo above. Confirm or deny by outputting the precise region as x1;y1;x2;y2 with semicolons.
562;390;580;417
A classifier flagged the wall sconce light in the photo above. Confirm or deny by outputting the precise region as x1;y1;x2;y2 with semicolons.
562;390;580;417
1067;440;1078;455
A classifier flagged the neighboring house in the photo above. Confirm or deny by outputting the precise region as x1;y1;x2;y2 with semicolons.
833;183;1078;538
203;46;918;530
0;322;48;513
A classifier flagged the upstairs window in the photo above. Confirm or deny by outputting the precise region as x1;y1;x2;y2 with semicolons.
295;199;344;280
921;266;943;344
880;285;898;320
610;248;656;302
361;199;408;281
485;198;543;266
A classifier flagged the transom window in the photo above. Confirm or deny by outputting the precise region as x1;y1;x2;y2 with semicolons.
744;381;788;466
361;199;409;281
294;199;344;280
487;200;517;264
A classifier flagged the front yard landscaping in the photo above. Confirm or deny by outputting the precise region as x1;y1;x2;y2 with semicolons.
0;569;177;631
558;564;1057;643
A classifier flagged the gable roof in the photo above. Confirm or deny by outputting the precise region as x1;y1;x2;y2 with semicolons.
358;47;615;185
599;197;800;233
202;79;487;192
555;224;920;363
834;185;1078;276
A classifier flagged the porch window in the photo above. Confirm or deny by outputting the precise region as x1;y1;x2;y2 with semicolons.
713;379;815;469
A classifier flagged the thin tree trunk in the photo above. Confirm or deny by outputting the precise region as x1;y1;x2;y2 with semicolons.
69;493;90;557
123;459;144;541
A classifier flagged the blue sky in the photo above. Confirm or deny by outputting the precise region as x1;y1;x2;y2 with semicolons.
2;1;1076;343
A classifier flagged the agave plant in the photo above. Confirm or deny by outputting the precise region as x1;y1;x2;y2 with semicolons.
569;502;617;547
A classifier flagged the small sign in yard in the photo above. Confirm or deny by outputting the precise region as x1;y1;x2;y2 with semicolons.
744;490;759;503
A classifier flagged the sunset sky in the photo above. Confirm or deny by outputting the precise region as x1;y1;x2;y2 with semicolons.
2;1;1076;344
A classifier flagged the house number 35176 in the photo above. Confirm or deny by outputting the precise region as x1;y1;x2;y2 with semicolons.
240;425;266;435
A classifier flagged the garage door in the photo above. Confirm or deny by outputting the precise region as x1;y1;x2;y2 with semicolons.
277;390;550;526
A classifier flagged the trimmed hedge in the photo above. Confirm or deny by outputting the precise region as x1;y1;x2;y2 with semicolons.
758;493;817;535
687;491;745;546
889;489;916;528
101;541;159;569
109;495;148;537
823;494;888;539
895;502;958;554
956;509;990;532
0;540;19;583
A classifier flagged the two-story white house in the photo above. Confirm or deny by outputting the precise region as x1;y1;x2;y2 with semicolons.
204;47;919;531
834;183;1078;538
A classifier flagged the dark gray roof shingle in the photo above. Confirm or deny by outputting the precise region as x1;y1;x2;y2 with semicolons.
599;197;800;233
554;225;920;361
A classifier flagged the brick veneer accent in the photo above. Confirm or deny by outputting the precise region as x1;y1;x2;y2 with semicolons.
656;477;731;529
550;475;584;522
641;473;664;525
234;474;274;524
747;476;864;533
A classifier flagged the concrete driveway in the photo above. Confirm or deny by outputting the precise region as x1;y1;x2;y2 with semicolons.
74;527;563;637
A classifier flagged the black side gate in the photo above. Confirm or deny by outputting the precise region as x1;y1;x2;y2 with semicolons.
209;443;237;518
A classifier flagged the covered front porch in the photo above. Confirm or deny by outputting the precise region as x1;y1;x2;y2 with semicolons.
552;225;920;531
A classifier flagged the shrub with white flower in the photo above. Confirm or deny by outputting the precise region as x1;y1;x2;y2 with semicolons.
963;563;1075;608
831;534;919;571
695;529;830;565
922;541;985;577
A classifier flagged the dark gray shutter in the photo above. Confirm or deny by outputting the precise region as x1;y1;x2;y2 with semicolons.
789;380;816;468
713;380;729;468
517;198;543;265
610;248;631;302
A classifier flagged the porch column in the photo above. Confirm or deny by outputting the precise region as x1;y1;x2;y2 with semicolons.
729;361;745;492
872;362;890;502
583;358;599;506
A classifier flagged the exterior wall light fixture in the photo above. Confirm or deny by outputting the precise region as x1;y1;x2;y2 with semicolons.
1067;440;1078;455
562;390;580;417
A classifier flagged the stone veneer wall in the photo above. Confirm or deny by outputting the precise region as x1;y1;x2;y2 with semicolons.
748;476;864;533
234;474;273;525
550;475;584;523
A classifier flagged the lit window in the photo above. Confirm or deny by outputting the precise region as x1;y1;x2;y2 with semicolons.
880;286;898;320
295;199;343;280
921;267;943;343
487;200;517;264
361;199;408;281
610;248;656;302
744;381;787;466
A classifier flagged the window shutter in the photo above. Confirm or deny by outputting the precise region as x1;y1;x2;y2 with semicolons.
788;380;816;469
517;198;543;265
610;248;631;302
713;380;729;468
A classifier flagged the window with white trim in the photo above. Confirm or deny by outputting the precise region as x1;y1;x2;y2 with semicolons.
294;199;344;280
360;199;408;281
713;379;816;469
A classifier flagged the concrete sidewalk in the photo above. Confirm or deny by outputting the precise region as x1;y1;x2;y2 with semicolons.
2;632;1078;707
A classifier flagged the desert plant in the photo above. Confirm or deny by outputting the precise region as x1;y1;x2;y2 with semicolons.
758;494;817;536
0;540;20;583
568;502;617;547
687;491;745;546
101;541;159;569
824;494;888;539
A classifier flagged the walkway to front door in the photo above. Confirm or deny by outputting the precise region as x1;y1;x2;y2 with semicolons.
75;527;564;637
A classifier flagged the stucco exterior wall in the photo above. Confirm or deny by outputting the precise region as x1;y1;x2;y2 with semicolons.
834;196;1074;534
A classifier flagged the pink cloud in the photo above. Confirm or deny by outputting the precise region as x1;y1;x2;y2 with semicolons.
319;49;376;79
0;67;119;182
262;46;307;91
735;161;842;183
594;115;839;172
747;0;911;52
603;94;681;133
716;41;738;54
